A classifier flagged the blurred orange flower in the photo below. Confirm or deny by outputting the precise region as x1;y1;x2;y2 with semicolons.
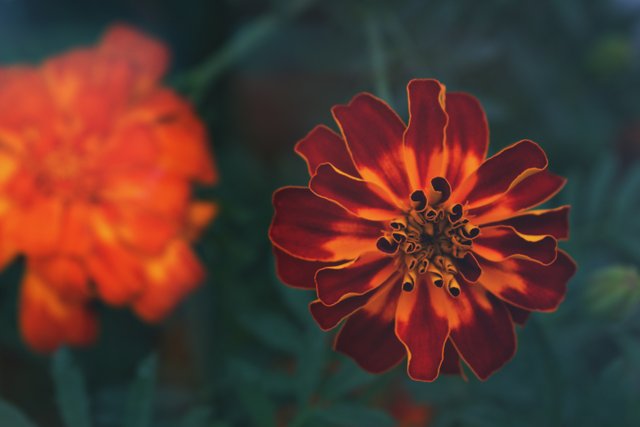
270;79;576;381
0;25;217;352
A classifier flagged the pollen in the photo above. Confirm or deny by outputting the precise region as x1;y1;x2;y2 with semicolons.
376;177;480;297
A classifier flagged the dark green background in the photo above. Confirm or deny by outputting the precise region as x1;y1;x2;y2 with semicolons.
1;0;640;426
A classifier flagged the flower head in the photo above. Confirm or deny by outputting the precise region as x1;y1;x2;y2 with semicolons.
0;25;217;352
270;79;576;381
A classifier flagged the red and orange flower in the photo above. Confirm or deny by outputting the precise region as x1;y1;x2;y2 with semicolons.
0;25;217;352
270;79;576;381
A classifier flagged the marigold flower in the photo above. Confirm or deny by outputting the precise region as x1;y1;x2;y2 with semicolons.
270;79;576;381
0;25;217;352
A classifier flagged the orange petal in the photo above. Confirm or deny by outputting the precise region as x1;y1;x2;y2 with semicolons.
100;24;169;92
316;251;397;305
403;79;447;190
19;270;97;353
132;240;205;322
334;282;405;373
4;196;64;256
332;93;411;202
310;163;399;220
473;225;558;265
443;92;489;189
269;187;382;261
309;289;377;330
395;276;450;381
295;125;360;177
452;140;548;207
477;250;576;312
28;256;91;301
112;206;180;255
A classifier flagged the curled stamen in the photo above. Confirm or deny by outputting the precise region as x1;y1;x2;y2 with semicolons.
447;276;461;297
392;232;406;243
376;236;398;254
402;271;416;292
390;217;407;230
448;204;463;223
462;223;480;239
430;177;451;205
418;258;429;274
410;190;428;211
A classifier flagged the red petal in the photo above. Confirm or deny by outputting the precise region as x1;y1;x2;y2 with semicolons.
457;252;481;283
274;247;342;290
443;92;489;189
19;270;97;353
4;196;64;256
395;277;450;381
469;170;566;224
335;284;405;373
403;79;447;190
481;206;570;240
473;225;558;265
295;125;359;177
332;93;410;201
309;289;377;330
269;187;382;261
29;257;91;301
448;286;516;380
478;250;576;311
440;340;463;376
316;252;397;305
310;163;399;220
453;140;548;207
507;304;531;325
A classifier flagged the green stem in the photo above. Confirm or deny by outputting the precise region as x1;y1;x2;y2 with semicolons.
365;12;391;103
176;0;318;105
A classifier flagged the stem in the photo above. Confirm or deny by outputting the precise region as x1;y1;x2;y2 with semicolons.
365;12;391;103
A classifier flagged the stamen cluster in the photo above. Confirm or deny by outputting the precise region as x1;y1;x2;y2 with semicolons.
376;177;479;297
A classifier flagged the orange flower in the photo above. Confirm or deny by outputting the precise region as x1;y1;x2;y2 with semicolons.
270;79;576;381
0;25;217;352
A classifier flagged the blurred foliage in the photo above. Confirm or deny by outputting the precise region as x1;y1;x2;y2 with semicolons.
2;0;640;426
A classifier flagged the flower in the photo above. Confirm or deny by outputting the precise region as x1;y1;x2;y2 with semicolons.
269;79;576;381
0;25;217;352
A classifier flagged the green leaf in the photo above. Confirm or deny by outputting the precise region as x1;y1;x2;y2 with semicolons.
234;384;276;427
123;354;158;427
322;361;377;400
52;348;92;427
313;404;395;427
0;399;39;427
179;406;213;427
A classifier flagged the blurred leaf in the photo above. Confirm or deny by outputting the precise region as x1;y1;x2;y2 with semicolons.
312;404;395;427
179;406;213;427
52;348;91;427
240;311;302;354
0;399;39;427
322;361;377;400
295;330;325;405
234;383;276;427
123;354;158;427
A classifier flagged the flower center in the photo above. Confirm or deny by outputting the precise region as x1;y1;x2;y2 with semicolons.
376;177;479;297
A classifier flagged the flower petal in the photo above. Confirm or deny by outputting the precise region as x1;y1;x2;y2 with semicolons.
100;24;169;92
507;304;530;325
473;225;558;265
274;247;342;290
29;256;91;301
453;140;548;207
448;286;516;380
295;125;359;177
316;251;397;305
469;170;566;224
481;206;569;240
310;290;376;330
19;270;97;353
3;196;64;256
440;340;463;376
478;250;576;311
270;187;382;261
332;93;410;201
403;79;447;190
310;163;399;220
335;283;405;373
133;240;205;322
395;277;450;381
443;92;489;189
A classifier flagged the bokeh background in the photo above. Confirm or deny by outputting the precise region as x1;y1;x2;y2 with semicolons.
2;0;640;426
